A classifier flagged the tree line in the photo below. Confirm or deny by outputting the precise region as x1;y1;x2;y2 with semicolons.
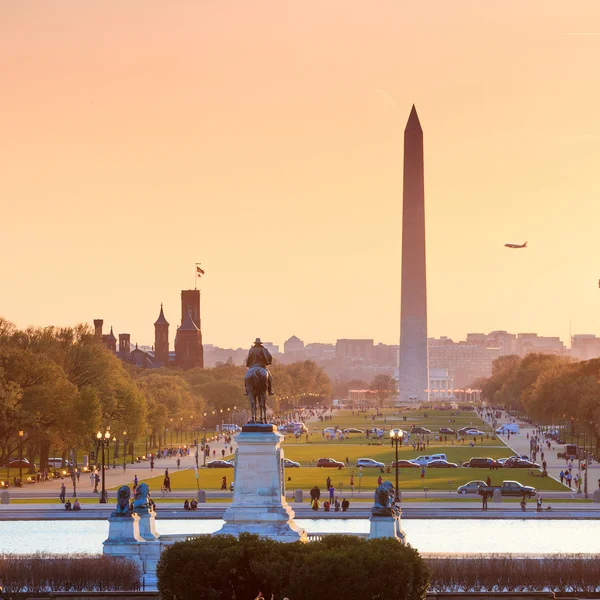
0;317;332;471
478;352;600;447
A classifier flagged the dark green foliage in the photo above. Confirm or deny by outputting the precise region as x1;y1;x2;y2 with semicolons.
157;533;429;600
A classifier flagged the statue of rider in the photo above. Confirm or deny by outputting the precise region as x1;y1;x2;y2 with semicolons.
245;338;274;396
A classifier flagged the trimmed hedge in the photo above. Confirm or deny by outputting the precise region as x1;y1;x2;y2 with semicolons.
0;554;141;593
427;555;600;593
157;533;429;600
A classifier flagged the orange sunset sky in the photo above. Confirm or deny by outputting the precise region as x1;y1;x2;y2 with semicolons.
2;1;600;349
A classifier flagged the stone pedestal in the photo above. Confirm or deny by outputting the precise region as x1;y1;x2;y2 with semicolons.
103;515;145;572
137;509;160;540
593;489;600;503
214;424;307;543
368;513;406;544
492;488;502;503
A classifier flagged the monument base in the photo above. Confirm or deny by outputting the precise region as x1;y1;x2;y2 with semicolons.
137;510;160;540
214;427;307;543
368;513;406;544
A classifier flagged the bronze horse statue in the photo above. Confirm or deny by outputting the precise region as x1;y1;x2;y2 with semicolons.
245;365;269;423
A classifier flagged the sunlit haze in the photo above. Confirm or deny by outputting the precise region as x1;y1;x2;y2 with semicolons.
2;1;600;348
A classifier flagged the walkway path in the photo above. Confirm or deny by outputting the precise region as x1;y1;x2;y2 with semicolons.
486;412;600;498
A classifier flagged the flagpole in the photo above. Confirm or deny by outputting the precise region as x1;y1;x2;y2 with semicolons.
194;263;197;291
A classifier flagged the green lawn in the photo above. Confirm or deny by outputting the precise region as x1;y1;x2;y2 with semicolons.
107;409;565;493
115;465;565;493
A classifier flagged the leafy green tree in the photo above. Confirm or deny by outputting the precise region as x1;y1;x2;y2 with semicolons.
370;374;397;407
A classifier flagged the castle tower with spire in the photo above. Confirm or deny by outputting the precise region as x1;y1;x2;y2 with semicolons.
175;290;204;369
154;304;170;366
398;106;429;402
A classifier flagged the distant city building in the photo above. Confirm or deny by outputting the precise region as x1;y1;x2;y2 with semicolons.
335;339;374;362
284;335;305;357
262;342;280;356
373;343;398;366
515;333;565;357
428;367;455;400
203;345;247;367
570;334;600;361
428;337;501;388
305;343;335;361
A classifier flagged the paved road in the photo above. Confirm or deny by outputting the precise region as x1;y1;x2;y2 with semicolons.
1;500;599;520
488;412;600;499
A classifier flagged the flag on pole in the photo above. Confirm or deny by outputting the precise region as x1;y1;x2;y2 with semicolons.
196;266;205;276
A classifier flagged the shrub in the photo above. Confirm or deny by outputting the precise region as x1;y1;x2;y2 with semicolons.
426;554;600;593
157;533;429;600
0;553;141;593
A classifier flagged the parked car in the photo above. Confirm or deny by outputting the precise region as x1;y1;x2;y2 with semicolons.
457;426;474;434
410;426;432;434
343;428;364;434
457;480;486;494
464;429;486;436
316;457;345;468
411;454;447;466
503;459;540;469
283;458;300;468
323;427;338;436
496;458;512;466
220;424;242;433
439;427;455;435
495;423;519;434
463;457;497;469
366;428;385;436
390;460;420;468
427;459;458;468
46;458;73;469
3;458;31;469
207;460;234;468
478;480;536;498
356;458;385;468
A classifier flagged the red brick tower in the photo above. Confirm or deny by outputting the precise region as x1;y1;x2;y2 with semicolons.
93;319;103;339
175;290;204;369
154;304;170;367
118;333;131;356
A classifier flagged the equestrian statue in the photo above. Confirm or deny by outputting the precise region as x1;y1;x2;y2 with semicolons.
244;338;274;423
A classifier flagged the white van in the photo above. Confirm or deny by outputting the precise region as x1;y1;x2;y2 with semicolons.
495;424;519;434
412;453;447;466
220;424;241;433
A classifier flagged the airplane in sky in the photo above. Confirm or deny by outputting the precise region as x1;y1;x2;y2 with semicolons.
504;241;527;249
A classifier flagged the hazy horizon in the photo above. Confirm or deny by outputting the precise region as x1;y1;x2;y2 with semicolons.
2;1;600;349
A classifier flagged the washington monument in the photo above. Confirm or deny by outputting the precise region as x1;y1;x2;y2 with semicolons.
398;105;429;402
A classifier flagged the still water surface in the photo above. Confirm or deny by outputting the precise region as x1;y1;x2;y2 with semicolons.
1;520;599;555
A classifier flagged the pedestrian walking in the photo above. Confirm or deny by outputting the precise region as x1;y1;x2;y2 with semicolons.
134;474;138;489
486;476;491;487
481;490;488;511
59;483;66;503
377;475;383;486
559;470;564;484
420;467;425;480
329;485;335;502
177;458;181;469
221;476;227;491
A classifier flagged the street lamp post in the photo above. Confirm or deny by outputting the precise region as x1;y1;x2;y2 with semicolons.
18;430;24;484
123;431;128;470
390;428;404;503
96;429;111;503
113;436;117;469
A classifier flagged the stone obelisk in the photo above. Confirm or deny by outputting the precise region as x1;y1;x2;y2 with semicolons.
398;105;429;403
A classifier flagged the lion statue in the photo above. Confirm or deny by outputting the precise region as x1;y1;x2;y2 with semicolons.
132;482;151;513
112;485;132;516
372;481;399;517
